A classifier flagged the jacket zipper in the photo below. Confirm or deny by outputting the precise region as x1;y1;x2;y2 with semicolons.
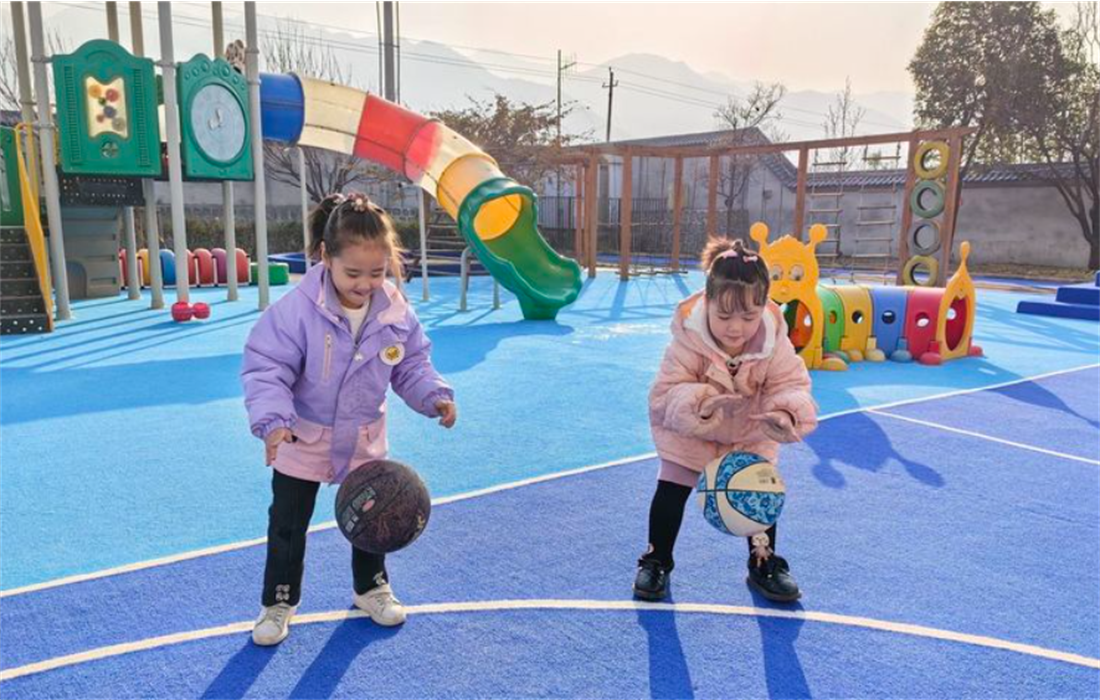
322;333;333;382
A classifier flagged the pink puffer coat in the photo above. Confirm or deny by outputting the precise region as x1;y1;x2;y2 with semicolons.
649;291;818;475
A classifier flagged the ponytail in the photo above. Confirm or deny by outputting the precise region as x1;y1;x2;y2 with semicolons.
307;194;342;261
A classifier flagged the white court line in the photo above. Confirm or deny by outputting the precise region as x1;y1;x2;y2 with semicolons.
2;599;1097;683
870;410;1100;466
0;454;656;599
3;362;1098;599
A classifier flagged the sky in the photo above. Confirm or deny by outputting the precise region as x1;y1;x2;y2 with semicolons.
319;1;942;94
32;1;1083;97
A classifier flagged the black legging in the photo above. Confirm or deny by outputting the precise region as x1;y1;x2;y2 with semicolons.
641;479;777;570
262;469;387;607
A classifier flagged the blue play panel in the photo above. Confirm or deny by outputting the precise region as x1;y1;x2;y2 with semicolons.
1017;276;1100;322
1;272;1098;698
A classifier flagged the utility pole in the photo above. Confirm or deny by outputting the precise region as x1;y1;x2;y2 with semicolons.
556;50;576;227
381;2;396;102
556;50;576;149
603;67;618;143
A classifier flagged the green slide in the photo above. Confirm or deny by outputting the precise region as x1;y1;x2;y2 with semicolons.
457;178;583;321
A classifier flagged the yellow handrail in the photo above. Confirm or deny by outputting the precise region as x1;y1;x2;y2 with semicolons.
13;122;54;331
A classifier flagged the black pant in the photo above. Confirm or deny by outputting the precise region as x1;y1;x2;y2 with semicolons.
262;470;387;607
641;480;778;570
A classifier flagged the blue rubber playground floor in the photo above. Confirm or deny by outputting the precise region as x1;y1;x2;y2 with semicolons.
1;271;1098;698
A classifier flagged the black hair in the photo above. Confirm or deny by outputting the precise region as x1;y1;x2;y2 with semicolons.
307;192;405;279
701;237;770;314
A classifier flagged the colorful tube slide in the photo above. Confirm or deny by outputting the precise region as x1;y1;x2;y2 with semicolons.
258;73;582;321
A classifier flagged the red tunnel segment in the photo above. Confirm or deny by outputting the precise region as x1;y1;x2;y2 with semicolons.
354;96;439;179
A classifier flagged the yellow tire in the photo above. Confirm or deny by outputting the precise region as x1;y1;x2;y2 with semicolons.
901;255;940;287
913;140;949;180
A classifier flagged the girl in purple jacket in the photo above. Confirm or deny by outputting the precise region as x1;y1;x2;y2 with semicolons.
241;193;456;646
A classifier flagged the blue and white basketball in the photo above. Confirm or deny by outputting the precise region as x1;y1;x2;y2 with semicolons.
697;451;786;537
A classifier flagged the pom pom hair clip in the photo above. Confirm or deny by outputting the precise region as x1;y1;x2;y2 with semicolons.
332;192;385;215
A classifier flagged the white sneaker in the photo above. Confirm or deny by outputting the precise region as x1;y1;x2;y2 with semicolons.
353;584;407;627
252;603;297;646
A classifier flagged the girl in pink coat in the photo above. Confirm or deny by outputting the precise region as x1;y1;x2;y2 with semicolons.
241;193;456;645
634;237;818;603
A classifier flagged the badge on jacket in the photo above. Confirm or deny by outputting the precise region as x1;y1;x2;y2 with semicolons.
380;343;405;365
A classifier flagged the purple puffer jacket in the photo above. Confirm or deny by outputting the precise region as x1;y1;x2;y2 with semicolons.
241;264;453;483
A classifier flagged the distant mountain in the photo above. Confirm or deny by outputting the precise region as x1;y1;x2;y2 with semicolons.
40;7;915;145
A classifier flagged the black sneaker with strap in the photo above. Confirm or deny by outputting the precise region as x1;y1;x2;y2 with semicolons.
746;555;801;602
633;557;672;601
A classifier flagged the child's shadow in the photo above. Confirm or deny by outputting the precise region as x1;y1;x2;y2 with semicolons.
749;590;812;700
289;616;401;699
200;638;279;699
199;616;400;700
806;412;944;489
636;607;694;699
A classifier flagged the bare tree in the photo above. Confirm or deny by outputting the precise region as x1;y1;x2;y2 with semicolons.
1;30;68;114
1022;1;1099;269
1075;1;1098;64
261;20;387;203
429;93;585;190
711;81;787;236
822;76;865;169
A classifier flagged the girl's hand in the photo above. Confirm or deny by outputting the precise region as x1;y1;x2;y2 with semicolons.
265;427;293;465
700;393;740;420
750;411;801;443
435;400;457;428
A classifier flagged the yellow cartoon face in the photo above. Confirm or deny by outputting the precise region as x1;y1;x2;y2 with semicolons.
750;223;832;367
750;223;827;303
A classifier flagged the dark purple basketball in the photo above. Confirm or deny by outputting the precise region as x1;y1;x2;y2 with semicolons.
334;460;431;554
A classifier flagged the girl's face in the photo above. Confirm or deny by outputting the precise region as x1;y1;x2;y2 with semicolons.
706;293;766;356
322;240;389;309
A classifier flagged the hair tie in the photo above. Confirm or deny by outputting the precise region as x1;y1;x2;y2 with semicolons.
714;249;759;264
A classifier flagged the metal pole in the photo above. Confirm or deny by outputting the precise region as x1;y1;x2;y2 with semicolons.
459;247;469;312
375;2;383;94
382;2;396;101
223;182;238;296
418;189;429;300
246;2;270;309
106;2;120;41
298;147;310;268
159;2;190;304
212;1;238;300
131;2;164;308
122;207;141;299
395;1;401;103
107;1;141;300
11;4;40;195
27;2;72;320
212;1;224;49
